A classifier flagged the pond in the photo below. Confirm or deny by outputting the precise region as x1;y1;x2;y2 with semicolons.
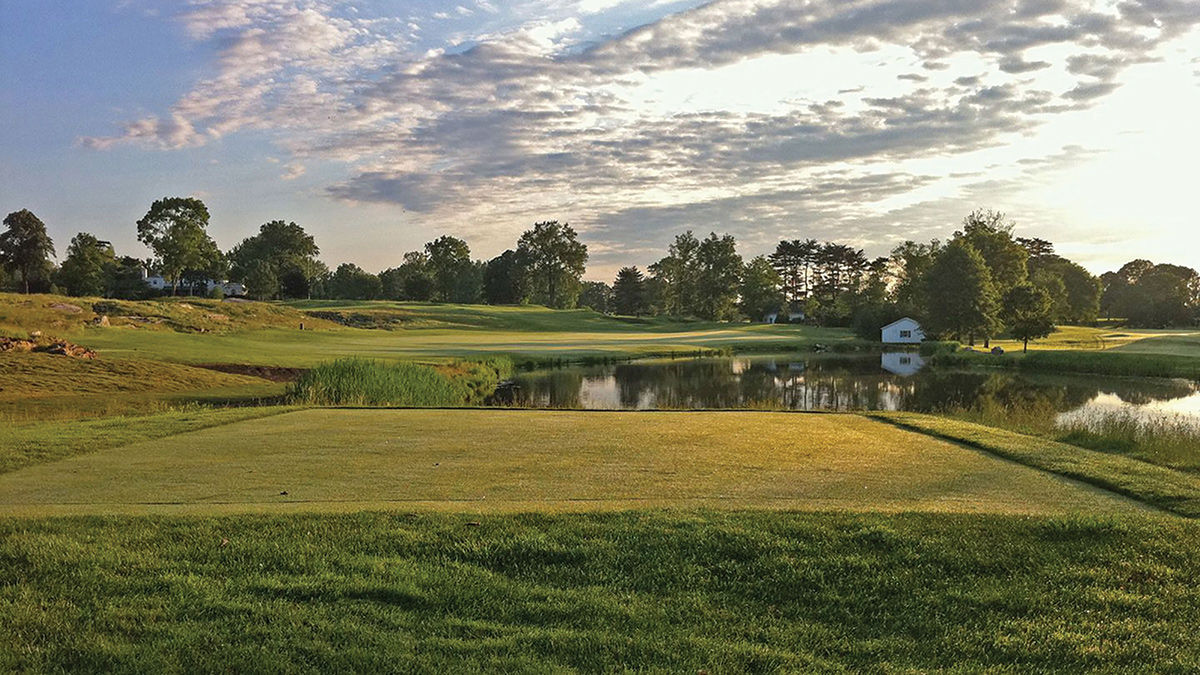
488;353;1200;428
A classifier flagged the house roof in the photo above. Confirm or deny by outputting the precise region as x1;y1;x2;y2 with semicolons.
881;317;921;330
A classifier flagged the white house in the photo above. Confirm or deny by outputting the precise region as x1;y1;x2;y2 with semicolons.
881;317;925;344
140;268;245;296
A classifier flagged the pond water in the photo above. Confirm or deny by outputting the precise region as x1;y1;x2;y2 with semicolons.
488;353;1200;427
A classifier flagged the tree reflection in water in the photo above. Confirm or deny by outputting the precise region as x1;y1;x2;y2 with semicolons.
488;355;1200;425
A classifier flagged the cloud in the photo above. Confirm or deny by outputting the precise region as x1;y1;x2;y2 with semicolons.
77;0;1200;263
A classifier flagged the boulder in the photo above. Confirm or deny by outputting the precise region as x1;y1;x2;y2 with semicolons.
92;315;111;327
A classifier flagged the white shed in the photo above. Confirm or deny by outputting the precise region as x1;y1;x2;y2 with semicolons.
881;317;925;344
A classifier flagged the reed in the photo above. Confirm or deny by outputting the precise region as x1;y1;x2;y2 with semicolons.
287;356;513;407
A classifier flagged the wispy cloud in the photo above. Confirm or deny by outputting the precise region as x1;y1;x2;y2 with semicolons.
77;0;1200;267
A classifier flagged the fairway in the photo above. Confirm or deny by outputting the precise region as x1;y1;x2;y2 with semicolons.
0;409;1152;516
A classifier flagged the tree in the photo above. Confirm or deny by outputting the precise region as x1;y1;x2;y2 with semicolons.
888;240;940;318
227;220;321;298
57;233;115;297
380;251;435;301
327;263;381;300
649;231;701;315
424;236;474;302
516;221;588;309
924;240;1002;345
483;250;529;305
108;256;155;300
135;197;222;295
1;209;56;294
611;266;648;316
769;239;819;303
578;281;613;313
740;256;784;321
1124;265;1198;327
694;233;742;321
244;259;280;300
952;209;1028;296
1003;284;1055;352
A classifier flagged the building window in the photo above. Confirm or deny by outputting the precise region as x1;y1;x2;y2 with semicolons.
900;356;912;365
899;330;912;338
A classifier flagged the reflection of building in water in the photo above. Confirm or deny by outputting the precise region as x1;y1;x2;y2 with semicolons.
881;352;926;376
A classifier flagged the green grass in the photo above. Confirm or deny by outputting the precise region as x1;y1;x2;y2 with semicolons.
989;324;1165;352
2;511;1197;673
288;357;511;407
932;348;1200;380
0;409;1149;516
874;412;1200;518
1114;329;1200;357
0;406;294;475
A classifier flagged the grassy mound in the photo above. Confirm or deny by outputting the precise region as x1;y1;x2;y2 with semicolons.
2;511;1196;673
0;292;338;336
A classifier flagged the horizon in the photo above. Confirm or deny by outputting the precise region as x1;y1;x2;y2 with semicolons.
3;0;1199;281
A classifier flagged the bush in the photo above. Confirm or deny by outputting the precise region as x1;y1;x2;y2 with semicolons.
919;340;961;357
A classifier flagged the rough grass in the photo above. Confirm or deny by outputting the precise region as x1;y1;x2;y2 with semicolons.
0;409;1149;516
1;511;1197;674
874;412;1200;518
0;292;338;336
0;406;294;475
1057;408;1200;474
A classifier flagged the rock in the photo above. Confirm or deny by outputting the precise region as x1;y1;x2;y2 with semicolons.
0;337;36;353
205;313;228;321
991;346;1005;355
29;330;43;338
92;315;110;327
49;302;82;314
43;340;97;360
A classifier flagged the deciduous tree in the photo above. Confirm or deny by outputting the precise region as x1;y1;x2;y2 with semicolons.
516;221;588;309
924;240;1002;345
740;256;784;321
135;197;222;295
57;233;115;297
1003;284;1055;352
1;209;56;294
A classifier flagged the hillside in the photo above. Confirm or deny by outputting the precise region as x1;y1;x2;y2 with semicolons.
0;292;339;337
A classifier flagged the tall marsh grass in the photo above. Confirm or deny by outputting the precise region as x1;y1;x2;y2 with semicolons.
288;357;512;407
1056;408;1200;473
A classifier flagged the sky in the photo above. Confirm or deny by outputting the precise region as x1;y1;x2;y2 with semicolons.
2;0;1199;281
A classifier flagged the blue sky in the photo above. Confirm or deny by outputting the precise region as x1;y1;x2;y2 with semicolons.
2;0;1198;280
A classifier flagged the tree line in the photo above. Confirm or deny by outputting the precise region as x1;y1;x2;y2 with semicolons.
2;202;1197;336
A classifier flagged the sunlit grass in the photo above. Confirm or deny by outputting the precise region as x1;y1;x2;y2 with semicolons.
875;411;1200;517
0;409;1147;517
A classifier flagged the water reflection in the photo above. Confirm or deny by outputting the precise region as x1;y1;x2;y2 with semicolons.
489;354;1200;425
